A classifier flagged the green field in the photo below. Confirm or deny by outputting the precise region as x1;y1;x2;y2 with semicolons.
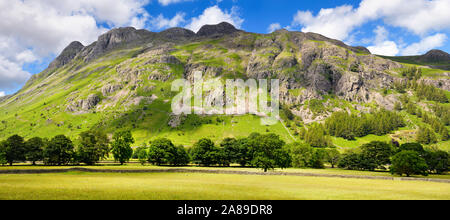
0;172;448;200
1;164;449;179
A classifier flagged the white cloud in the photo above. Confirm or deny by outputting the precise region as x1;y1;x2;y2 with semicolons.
366;26;447;56
373;26;388;43
368;41;399;56
401;33;447;55
0;56;31;90
151;13;186;30
0;0;150;92
292;5;364;40
267;23;281;33
358;0;450;35
186;5;244;33
291;0;450;41
0;91;5;97
367;26;400;56
158;0;191;6
36;0;151;28
15;50;39;64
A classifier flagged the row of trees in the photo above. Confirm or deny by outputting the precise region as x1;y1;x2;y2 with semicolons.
338;142;448;176
324;110;405;140
1;131;447;176
135;133;291;172
285;143;340;169
296;109;406;148
133;138;190;166
0;131;291;172
0;130;135;166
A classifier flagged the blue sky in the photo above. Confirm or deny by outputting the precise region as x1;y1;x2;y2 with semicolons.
0;0;449;96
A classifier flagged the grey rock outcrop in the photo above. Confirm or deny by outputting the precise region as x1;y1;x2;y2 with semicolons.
66;94;101;112
85;27;154;62
335;73;369;102
48;41;84;69
197;22;240;37
82;94;101;110
159;27;196;40
101;84;123;96
168;114;185;128
144;55;181;65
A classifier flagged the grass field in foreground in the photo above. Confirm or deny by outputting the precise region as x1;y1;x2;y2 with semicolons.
0;172;449;200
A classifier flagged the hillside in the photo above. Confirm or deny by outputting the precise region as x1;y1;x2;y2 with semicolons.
1;22;449;149
381;49;450;70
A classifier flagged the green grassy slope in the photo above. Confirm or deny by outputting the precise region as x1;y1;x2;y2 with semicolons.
0;31;449;150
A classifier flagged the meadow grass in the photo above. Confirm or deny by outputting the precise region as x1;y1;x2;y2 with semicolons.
332;135;392;149
0;172;448;200
1;164;448;179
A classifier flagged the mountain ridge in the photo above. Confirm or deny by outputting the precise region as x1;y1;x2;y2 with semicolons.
46;22;373;71
46;22;449;75
0;22;449;148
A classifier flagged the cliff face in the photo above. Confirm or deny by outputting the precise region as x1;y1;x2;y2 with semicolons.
48;41;85;70
0;22;448;141
0;22;420;112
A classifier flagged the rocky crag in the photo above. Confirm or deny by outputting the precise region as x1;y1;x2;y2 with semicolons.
1;22;448;143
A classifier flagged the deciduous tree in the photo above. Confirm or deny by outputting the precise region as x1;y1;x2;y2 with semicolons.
111;131;134;165
390;151;428;177
44;135;75;166
25;137;45;165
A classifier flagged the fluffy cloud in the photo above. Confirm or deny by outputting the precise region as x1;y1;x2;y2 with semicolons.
358;0;450;35
0;91;5;97
0;56;31;90
158;0;191;6
40;0;151;28
151;13;186;30
292;5;364;40
292;0;450;41
186;6;244;33
367;26;399;56
0;0;150;93
366;26;447;56
267;23;281;33
401;33;447;55
368;41;399;56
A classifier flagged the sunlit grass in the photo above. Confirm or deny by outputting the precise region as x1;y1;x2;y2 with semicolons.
332;135;392;149
0;172;448;200
1;164;448;179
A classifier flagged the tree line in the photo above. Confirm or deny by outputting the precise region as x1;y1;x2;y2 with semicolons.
136;133;291;172
0;132;291;172
296;109;405;147
324;109;405;140
338;142;448;176
0;131;135;166
1;131;447;176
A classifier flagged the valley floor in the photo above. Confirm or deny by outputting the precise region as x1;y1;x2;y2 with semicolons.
0;172;449;200
1;163;449;179
0;164;449;200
